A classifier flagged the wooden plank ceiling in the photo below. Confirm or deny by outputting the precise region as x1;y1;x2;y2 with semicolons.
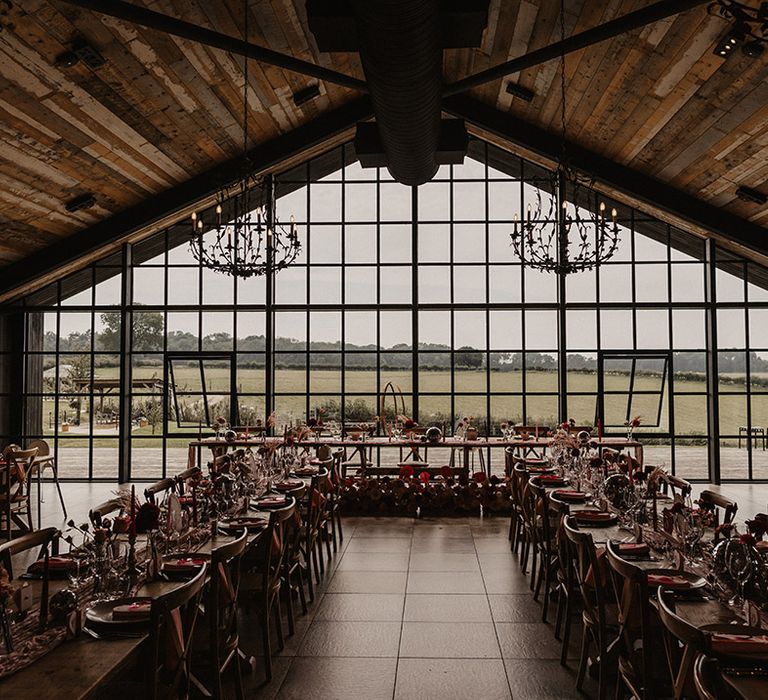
0;0;766;270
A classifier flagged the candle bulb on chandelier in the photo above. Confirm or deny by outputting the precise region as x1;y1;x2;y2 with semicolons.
216;203;222;225
599;201;606;219
611;208;617;222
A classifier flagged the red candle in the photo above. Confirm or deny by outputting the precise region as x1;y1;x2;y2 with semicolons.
191;486;198;526
535;424;539;440
130;485;136;537
597;418;603;440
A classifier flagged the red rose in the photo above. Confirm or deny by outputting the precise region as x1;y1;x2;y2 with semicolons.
473;471;487;483
399;465;414;479
739;533;756;546
135;502;160;532
419;471;430;483
440;466;452;479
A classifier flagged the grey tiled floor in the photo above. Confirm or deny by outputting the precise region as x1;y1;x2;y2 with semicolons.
247;516;594;700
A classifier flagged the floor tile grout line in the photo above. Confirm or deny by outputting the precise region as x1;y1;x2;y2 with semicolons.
392;519;415;700
271;520;356;697
472;523;516;699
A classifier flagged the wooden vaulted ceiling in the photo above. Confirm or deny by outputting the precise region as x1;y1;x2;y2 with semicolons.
0;0;767;285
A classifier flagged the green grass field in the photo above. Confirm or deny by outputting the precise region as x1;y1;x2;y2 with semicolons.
38;365;750;443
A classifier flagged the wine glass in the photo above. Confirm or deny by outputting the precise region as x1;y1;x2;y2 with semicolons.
726;541;754;608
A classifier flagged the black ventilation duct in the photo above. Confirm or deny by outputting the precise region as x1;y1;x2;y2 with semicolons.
307;0;487;185
350;0;443;185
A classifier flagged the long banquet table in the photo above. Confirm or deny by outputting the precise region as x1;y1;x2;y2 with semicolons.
189;435;644;475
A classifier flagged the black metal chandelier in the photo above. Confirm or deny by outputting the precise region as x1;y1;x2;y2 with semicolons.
189;0;300;278
190;174;300;278
510;0;619;276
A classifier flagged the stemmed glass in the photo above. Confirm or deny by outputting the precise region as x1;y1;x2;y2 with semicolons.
726;540;754;608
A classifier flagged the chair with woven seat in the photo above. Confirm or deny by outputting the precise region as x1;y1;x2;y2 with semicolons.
563;516;618;700
1;445;38;540
605;541;674;700
238;498;296;682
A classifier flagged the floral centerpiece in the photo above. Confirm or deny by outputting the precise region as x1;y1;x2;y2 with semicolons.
624;415;642;440
340;471;512;517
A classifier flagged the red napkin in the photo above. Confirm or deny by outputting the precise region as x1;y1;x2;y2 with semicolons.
711;633;768;655
554;489;586;500
27;556;74;575
647;573;691;588
293;466;319;475
254;496;287;508
163;558;206;571
618;542;650;555
112;601;151;620
274;479;304;490
538;475;565;485
574;510;613;521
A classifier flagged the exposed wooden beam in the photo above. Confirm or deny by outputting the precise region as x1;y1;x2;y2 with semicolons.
443;0;711;96
0;96;374;303
443;94;768;259
55;0;368;92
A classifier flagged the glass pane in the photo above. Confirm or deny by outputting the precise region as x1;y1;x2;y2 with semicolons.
380;311;412;350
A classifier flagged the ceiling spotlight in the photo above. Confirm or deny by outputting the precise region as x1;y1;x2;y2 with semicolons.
65;193;96;213
505;82;535;102
292;83;321;107
55;39;105;69
736;185;767;205
742;39;765;58
54;50;79;68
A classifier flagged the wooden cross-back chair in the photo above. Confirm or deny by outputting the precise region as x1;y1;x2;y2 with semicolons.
1;445;38;540
658;473;692;499
239;497;296;682
0;527;59;625
145;478;176;504
0;526;59;581
204;530;247;700
549;498;578;665
696;490;738;528
174;467;202;494
26;438;67;525
147;563;208;700
657;587;711;700
509;462;528;554
693;654;738;700
605;541;673;700
527;477;559;623
328;448;345;551
88;498;124;526
519;471;539;586
563;517;617;700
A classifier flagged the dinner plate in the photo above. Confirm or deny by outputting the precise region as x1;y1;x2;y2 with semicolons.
251;496;289;509
161;555;208;575
573;510;618;527
645;568;707;591
701;623;768;661
219;516;268;533
85;597;152;627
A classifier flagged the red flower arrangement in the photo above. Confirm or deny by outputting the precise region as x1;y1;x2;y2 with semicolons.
399;464;414;479
419;471;430;483
135;502;161;533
